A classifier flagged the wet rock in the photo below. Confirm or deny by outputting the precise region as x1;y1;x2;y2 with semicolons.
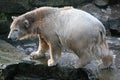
108;5;120;36
0;39;26;80
0;39;96;80
94;0;108;7
109;17;120;36
0;39;26;64
14;37;120;80
107;37;120;53
16;62;95;80
0;61;95;80
0;64;18;80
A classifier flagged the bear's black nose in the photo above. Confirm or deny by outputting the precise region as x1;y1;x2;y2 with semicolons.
11;37;18;41
8;36;18;41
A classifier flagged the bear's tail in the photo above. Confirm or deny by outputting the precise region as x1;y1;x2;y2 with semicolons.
99;25;106;44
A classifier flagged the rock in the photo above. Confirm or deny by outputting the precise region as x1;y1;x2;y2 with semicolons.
0;0;93;14
94;0;108;7
0;0;31;14
0;39;96;80
0;39;26;64
109;17;120;36
1;36;120;80
0;64;18;80
16;62;95;80
0;61;95;80
30;0;65;7
108;5;120;36
0;20;9;34
0;39;26;80
30;0;93;7
107;37;120;51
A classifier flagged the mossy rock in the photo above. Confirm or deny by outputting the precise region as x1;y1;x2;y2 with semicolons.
0;39;26;64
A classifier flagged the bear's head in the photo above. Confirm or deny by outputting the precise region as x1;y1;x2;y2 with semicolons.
8;15;34;41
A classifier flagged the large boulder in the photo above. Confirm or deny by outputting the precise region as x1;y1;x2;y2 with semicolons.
109;17;120;36
94;0;108;7
0;39;25;80
108;4;120;36
0;39;25;64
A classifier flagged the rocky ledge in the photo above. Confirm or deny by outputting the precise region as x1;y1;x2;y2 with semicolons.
0;39;95;80
0;37;120;80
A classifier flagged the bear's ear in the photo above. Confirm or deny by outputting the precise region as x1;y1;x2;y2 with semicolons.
24;20;29;28
11;16;17;20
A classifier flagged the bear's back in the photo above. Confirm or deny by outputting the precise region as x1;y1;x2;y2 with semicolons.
57;7;105;35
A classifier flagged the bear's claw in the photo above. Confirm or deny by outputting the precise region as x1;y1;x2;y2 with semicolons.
30;51;45;60
48;59;57;66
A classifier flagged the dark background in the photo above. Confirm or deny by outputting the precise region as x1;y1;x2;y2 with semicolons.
0;0;120;39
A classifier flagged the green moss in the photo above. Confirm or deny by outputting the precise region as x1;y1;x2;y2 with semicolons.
0;39;26;64
0;13;7;20
0;56;10;63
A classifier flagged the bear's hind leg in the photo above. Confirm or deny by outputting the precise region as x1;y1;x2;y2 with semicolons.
77;53;91;68
101;54;114;69
72;49;92;68
99;42;114;69
30;34;49;59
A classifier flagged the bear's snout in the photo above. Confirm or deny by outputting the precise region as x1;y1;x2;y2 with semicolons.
8;31;18;41
8;35;18;41
11;37;18;41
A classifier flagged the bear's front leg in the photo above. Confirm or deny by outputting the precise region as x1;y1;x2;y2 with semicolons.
48;41;61;66
30;34;49;59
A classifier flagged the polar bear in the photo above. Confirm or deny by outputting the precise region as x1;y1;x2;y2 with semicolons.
8;6;114;68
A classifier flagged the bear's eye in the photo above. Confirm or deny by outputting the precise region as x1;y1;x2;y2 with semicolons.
14;29;18;32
